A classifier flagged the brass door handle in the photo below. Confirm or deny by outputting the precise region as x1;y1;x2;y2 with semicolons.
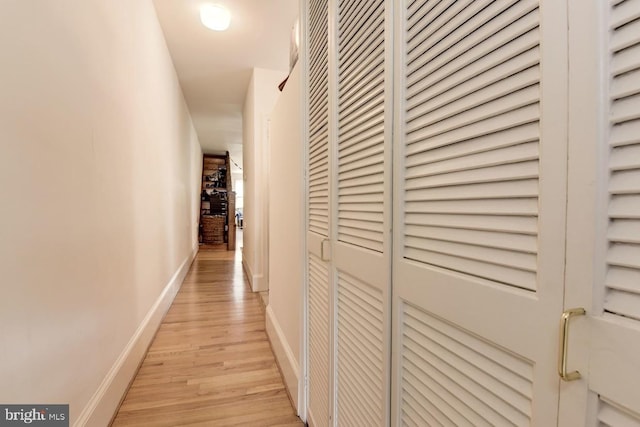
558;307;586;381
321;238;330;262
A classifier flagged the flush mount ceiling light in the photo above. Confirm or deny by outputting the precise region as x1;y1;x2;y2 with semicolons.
200;4;231;31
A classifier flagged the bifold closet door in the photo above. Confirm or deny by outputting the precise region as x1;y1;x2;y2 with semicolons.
305;0;392;425
331;0;393;425
562;0;640;423
392;0;569;425
587;0;640;421
306;0;331;425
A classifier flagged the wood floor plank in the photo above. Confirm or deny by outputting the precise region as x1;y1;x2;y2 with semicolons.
111;239;302;426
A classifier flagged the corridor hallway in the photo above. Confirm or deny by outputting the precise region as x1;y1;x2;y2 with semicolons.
112;237;302;426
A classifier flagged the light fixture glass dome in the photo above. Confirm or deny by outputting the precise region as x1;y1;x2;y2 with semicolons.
200;4;231;31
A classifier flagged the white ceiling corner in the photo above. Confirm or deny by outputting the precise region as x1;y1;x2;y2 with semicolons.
152;0;299;171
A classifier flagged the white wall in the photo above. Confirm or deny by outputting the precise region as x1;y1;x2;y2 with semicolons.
242;68;287;292
265;63;303;410
242;76;256;278
0;1;202;424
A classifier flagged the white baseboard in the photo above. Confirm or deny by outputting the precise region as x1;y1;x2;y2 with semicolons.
265;305;300;413
242;255;253;288
74;245;198;427
252;274;267;292
241;256;267;292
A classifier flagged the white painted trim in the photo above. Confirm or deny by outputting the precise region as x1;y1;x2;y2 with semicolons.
265;305;300;413
298;0;310;420
243;259;268;293
74;245;198;427
242;254;254;288
252;274;267;292
241;253;268;292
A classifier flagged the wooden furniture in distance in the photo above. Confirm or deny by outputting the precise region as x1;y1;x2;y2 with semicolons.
199;152;236;250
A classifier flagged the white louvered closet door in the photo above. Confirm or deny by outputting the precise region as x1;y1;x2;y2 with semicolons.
305;0;331;426
332;0;392;425
588;0;640;420
392;1;569;425
561;0;640;424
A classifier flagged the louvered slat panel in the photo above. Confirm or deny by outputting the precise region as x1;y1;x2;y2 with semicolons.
405;213;538;234
407;1;539;87
406;198;539;216
405;123;539;166
598;397;640;427
403;0;541;292
308;0;329;237
337;272;384;426
605;0;640;321
400;303;533;427
337;0;385;253
308;255;330;427
307;2;329;425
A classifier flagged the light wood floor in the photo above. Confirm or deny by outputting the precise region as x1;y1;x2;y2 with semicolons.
111;238;303;426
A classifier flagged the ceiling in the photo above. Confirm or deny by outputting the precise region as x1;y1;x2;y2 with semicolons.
152;0;299;171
